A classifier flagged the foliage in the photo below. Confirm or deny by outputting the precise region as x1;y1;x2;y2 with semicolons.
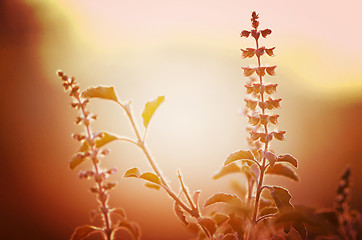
58;11;360;240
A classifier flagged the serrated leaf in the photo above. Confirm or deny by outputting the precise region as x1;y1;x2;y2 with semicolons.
81;86;118;102
124;168;141;178
78;141;90;152
213;162;242;180
141;96;165;128
198;217;217;236
69;154;87;170
111;208;127;219
144;182;160;190
269;186;293;212
115;221;141;240
224;150;255;165
265;151;277;168
70;225;100;240
266;164;299;182
174;203;188;225
204;193;242;208
277;154;298;168
139;172;161;185
95;132;118;148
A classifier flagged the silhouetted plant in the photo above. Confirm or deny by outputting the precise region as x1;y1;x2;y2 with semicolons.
58;71;141;240
58;11;360;240
208;11;303;240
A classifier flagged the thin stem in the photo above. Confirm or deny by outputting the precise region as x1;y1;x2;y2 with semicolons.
248;26;271;240
117;137;139;146
75;94;112;240
256;214;276;223
177;170;197;211
116;101;195;215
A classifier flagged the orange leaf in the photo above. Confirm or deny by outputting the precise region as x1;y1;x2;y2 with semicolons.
204;193;242;208
277;154;298;168
266;164;299;182
198;217;217;236
224;150;255;165
70;225;100;240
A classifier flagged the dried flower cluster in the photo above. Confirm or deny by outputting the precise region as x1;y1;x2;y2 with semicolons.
335;168;361;240
58;71;140;240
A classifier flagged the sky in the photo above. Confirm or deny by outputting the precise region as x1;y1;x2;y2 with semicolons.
1;0;361;239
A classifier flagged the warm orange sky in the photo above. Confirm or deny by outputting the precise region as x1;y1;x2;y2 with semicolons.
1;1;361;239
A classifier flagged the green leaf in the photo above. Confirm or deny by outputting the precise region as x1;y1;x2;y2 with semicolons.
139;172;161;185
95;132;118;148
69;154;87;170
224;150;255;165
213;162;242;180
141;96;165;128
268;186;293;212
81;86;118;102
70;225;100;240
144;182;160;190
204;193;242;208
266;164;299;182
277;154;298;168
124;168;141;178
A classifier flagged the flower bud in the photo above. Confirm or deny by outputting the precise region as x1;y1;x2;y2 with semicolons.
255;67;266;77
57;70;64;77
250;130;260;141
266;66;277;76
248;115;260;126
259;114;269;125
251;30;260;40
261;29;272;38
245;99;258;109
269;114;279;124
265;47;275;56
274;131;286;141
242;67;255;77
245;84;254;94
240;30;251;38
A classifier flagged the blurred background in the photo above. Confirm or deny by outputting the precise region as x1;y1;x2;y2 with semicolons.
0;0;361;239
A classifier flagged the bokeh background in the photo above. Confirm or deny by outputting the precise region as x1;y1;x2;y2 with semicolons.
0;0;361;239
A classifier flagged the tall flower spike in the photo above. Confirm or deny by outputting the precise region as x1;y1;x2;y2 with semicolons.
239;12;301;240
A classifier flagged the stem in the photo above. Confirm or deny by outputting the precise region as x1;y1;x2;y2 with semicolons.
75;94;112;240
256;214;276;223
116;101;195;216
177;170;197;211
248;30;271;240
